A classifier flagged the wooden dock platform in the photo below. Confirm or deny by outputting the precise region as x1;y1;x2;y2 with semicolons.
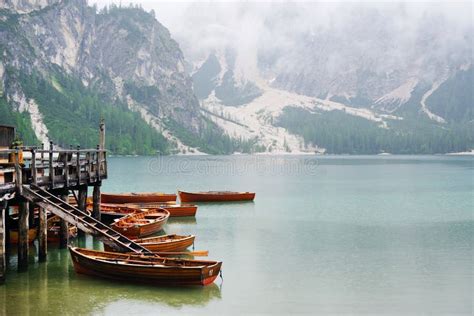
0;122;147;284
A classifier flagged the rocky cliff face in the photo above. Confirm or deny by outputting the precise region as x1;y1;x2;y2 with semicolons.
0;0;203;152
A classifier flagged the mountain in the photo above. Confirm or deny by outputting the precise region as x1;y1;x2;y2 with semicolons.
0;0;256;154
184;3;473;154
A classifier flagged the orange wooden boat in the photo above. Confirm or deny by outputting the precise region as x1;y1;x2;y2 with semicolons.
104;234;195;252
8;228;37;244
101;192;177;204
125;202;198;217
87;203;139;223
178;191;255;202
110;208;169;238
69;247;222;286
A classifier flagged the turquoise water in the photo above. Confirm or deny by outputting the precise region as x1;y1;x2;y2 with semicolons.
1;155;473;314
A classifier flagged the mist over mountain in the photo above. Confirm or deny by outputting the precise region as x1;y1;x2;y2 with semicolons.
2;0;473;154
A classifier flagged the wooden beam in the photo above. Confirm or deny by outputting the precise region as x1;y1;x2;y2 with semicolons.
38;206;47;262
59;194;68;249
0;200;6;284
28;202;35;228
77;186;87;238
92;184;101;221
17;200;29;271
48;142;54;189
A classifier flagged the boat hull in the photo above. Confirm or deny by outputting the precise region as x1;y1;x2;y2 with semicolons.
126;203;198;217
69;247;222;286
101;193;177;204
110;209;169;238
104;234;195;252
178;191;255;202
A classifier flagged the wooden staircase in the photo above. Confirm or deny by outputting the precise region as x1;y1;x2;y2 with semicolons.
22;184;151;254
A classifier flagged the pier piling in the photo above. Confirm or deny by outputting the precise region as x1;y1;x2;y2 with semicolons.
59;194;69;248
77;186;87;237
92;185;101;221
38;206;47;262
18;200;29;271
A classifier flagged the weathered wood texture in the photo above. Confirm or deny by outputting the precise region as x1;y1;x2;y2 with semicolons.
17;200;29;271
38;206;47;262
77;186;87;237
92;185;101;221
0;147;107;195
22;185;151;254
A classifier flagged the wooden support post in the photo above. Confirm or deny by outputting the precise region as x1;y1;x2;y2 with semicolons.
59;194;69;249
28;202;35;228
92;184;101;221
0;200;6;284
31;148;37;185
63;151;69;188
49;142;54;189
18;200;29;272
38;206;47;262
99;120;106;177
77;186;87;237
76;146;81;185
95;145;100;181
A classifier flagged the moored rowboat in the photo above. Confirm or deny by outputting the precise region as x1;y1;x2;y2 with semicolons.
125;202;198;217
104;234;195;252
69;247;222;286
101;192;177;204
134;234;195;252
110;208;169;238
178;191;255;202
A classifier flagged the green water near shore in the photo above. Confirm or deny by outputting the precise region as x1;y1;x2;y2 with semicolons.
1;155;473;314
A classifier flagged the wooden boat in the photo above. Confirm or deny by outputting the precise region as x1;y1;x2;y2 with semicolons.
88;203;140;223
110;208;169;238
104;234;195;252
9;228;37;244
125;202;198;217
178;191;255;202
69;247;222;286
101;192;177;204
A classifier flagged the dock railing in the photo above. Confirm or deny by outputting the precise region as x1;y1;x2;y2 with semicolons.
0;144;107;195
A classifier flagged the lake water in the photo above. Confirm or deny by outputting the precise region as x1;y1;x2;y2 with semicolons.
1;155;473;315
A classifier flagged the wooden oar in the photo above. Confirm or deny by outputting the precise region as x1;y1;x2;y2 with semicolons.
154;250;208;257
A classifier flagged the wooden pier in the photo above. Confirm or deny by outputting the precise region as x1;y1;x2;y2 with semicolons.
0;122;153;284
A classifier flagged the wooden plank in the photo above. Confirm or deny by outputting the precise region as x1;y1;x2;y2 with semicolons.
38;206;47;262
59;194;69;249
17;200;29;271
92;185;101;221
77;186;87;238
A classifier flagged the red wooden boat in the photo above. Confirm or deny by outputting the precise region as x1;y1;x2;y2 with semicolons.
101;192;177;204
69;247;222;286
110;208;169;238
125;202;198;217
88;203;139;223
104;234;195;252
178;191;255;202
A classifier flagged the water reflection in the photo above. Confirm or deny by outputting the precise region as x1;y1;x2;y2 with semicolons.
1;245;222;315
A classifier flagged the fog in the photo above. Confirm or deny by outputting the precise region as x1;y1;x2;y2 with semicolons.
90;0;472;95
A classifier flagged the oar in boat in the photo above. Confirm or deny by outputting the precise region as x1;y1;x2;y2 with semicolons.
153;250;209;257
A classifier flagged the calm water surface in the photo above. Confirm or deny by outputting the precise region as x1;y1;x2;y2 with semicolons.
1;155;473;315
